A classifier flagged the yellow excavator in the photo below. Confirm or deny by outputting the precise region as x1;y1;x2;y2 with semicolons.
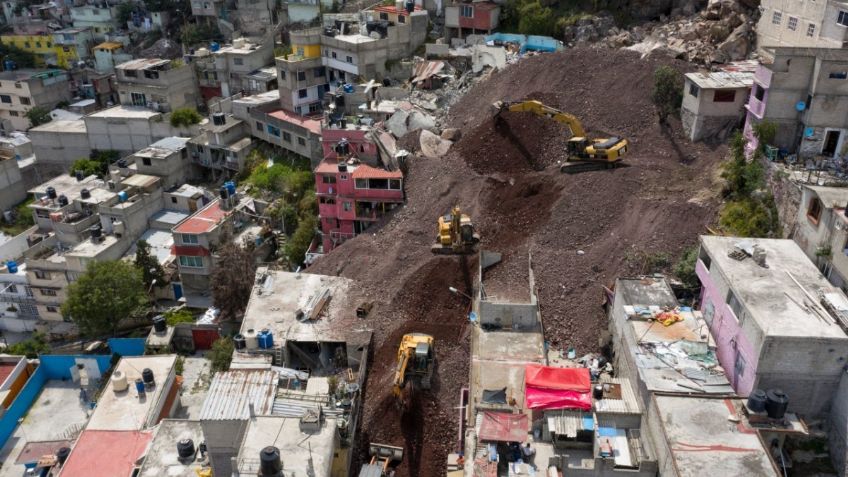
392;333;435;411
432;206;480;255
493;100;629;173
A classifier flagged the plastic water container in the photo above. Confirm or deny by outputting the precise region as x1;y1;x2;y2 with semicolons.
135;378;145;395
210;42;220;52
257;329;274;349
6;261;17;274
343;83;354;93
118;191;129;202
224;181;236;196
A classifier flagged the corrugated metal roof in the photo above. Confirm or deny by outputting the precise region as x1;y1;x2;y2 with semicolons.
148;136;190;151
121;173;160;189
546;411;589;438
351;164;403;179
594;377;641;414
199;370;278;420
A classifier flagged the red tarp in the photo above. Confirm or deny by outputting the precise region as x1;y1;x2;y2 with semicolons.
524;365;592;410
478;411;529;442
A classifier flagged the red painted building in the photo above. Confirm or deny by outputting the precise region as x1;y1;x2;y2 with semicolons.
314;158;404;254
444;1;500;38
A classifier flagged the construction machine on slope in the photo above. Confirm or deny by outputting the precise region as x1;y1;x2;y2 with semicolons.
392;333;435;411
358;443;404;477
432;206;481;255
493;100;630;174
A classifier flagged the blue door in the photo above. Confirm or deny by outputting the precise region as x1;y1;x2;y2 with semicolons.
173;283;183;300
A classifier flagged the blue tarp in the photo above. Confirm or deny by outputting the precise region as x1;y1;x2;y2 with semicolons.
484;33;565;53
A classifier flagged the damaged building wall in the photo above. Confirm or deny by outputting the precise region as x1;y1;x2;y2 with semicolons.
829;370;848;476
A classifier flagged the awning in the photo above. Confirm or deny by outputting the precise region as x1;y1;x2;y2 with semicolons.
478;411;528;443
525;365;592;410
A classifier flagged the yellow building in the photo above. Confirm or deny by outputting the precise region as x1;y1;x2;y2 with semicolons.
0;34;79;69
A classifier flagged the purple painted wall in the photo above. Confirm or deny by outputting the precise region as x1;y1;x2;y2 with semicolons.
696;259;758;396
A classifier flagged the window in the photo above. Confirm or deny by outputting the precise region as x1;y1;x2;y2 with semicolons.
346;56;353;64
322;175;336;184
808;197;823;224
461;4;473;17
753;84;765;101
171;196;178;204
772;11;782;25
688;82;699;97
0;95;10;104
398;14;405;23
839;10;848;27
124;69;137;78
279;70;286;80
807;23;816;37
182;234;199;244
297;71;306;81
319;196;335;204
283;131;292;142
62;46;70;53
19;97;30;105
713;90;736;102
179;256;203;267
389;179;401;189
256;121;263;131
298;137;306;146
9;111;17;117
7;284;16;294
298;89;308;98
131;92;147;106
830;71;848;79
46;306;57;313
343;201;351;211
34;270;49;280
734;353;746;377
23;42;29;48
698;247;711;271
35;42;41;48
234;58;243;66
379;12;388;20
355;178;367;189
788;16;798;31
331;51;337;59
726;290;743;319
142;157;151;166
309;102;321;113
40;288;57;296
340;174;348;180
314;67;325;78
267;124;281;137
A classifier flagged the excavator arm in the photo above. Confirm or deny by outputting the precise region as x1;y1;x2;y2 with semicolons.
392;348;412;398
494;100;587;137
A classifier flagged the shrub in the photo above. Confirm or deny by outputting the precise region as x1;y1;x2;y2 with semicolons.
7;332;50;358
208;337;234;372
170;108;203;128
673;247;699;289
164;308;195;326
719;197;779;237
284;215;317;266
25;107;51;128
651;65;683;124
517;0;557;36
69;158;104;178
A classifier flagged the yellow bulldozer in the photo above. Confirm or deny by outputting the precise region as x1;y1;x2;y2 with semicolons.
431;206;480;255
493;100;629;173
392;333;435;411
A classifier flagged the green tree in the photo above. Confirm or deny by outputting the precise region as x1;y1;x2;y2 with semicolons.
211;242;257;320
69;158;104;178
719;197;779;237
284;215;316;267
720;132;764;198
0;43;37;68
116;2;136;25
135;239;166;289
207;337;234;372
25;107;51;128
517;0;557;36
651;65;683;124
279;203;299;235
7;332;50;358
753;120;778;152
62;261;148;337
170;108;203;128
673;247;699;289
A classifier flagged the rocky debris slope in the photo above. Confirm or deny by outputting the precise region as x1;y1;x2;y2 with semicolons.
309;48;727;477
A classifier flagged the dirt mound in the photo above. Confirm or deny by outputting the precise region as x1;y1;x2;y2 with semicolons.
309;47;726;477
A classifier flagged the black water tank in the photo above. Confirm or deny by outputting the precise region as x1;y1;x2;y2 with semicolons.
765;389;789;419
592;385;603;400
46;186;57;199
337;140;350;156
260;446;282;476
142;368;155;385
334;93;344;107
80;188;91;200
152;315;166;333
117;159;127;168
747;389;767;413
212;112;226;126
405;0;414;13
56;446;70;465
75;170;84;181
234;334;246;350
177;438;195;459
57;195;69;207
219;186;229;200
89;225;102;238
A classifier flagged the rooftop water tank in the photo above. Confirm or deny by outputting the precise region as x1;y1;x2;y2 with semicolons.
259;446;282;476
118;191;128;202
6;261;17;274
212;112;226;126
142;368;155;386
209;42;220;52
747;389;767;413
224;181;236;196
57;195;69;207
46;186;57;200
258;329;274;349
80;188;91;200
111;370;128;392
244;329;258;349
233;334;246;350
177;438;195;460
90;225;102;239
343;83;354;94
135;378;145;396
55;447;70;465
765;389;789;419
152;315;166;333
75;170;84;181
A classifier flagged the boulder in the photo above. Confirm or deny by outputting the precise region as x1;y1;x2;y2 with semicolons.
420;130;452;158
717;23;751;61
575;25;599;43
386;110;410;138
709;23;732;42
408;110;437;132
441;128;462;141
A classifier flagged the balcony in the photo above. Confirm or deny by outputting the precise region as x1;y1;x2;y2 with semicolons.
746;96;766;119
753;65;772;89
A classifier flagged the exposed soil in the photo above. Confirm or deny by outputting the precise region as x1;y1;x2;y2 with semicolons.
309;47;727;477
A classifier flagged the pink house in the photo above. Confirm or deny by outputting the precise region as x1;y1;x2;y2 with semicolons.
696;235;848;417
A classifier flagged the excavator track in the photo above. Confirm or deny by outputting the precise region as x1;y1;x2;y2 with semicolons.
560;160;624;174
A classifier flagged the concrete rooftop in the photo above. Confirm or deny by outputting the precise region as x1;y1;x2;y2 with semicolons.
29;174;101;199
28;119;87;133
805;185;848;209
87;105;162;119
86;355;177;431
654;395;778;477
240;268;356;343
700;236;848;339
235;416;336;477
137;420;206;477
470;327;545;414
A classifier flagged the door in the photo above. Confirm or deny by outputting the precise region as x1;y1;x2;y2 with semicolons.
823;130;841;157
172;282;183;300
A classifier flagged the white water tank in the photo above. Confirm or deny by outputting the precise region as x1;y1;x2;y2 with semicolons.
112;370;128;392
244;329;258;350
233;38;246;49
113;221;125;235
196;48;210;57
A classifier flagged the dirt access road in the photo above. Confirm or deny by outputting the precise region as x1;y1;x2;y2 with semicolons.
309;47;727;477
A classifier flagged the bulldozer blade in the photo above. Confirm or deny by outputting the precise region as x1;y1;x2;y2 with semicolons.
560;160;625;174
431;244;476;255
369;443;405;461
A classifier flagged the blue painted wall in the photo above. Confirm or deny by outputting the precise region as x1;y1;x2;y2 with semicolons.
107;338;146;357
40;355;112;380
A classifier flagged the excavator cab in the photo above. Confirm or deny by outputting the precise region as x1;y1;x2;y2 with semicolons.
393;333;435;411
432;206;480;255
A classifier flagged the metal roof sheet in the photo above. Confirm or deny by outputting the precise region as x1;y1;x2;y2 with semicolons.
199;370;277;420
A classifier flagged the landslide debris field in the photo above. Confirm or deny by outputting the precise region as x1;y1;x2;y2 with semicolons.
309;48;726;477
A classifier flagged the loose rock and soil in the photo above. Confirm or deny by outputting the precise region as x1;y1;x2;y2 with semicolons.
309;47;727;477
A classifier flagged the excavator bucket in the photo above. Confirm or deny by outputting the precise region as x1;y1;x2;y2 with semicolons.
369;443;405;462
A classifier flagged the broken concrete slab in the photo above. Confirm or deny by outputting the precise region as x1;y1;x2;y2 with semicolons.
420;130;452;158
386;109;410;138
425;43;450;57
472;45;507;73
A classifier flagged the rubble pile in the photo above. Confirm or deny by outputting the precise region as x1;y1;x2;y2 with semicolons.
310;48;728;476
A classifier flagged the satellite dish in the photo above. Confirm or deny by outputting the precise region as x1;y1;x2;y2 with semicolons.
805;127;815;137
795;101;806;111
